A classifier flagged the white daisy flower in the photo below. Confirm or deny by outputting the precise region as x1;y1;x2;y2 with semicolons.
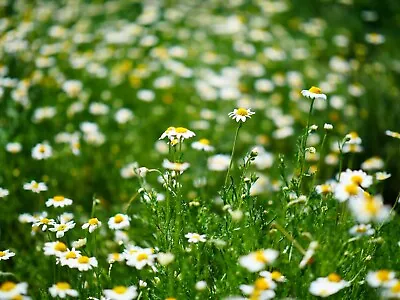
191;138;214;152
23;180;48;193
108;214;130;230
0;249;15;261
309;273;350;297
349;224;375;236
207;154;230;171
0;187;9;198
59;248;81;267
334;182;362;202
228;107;255;122
43;241;68;257
32;217;55;231
348;192;391;223
5;142;22;153
82;217;102;233
382;279;400;298
0;281;29;299
74;255;98;271
185;232;207;243
366;270;395;287
375;171;391;181
49;221;76;238
339;169;373;189
32;142;53;160
103;285;138;300
162;159;190;172
301;86;327;100
49;282;79;298
46;196;73;208
239;249;279;272
124;247;155;270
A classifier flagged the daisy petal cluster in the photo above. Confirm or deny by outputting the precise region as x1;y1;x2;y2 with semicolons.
228;108;255;122
301;86;327;100
239;249;279;272
309;273;350;297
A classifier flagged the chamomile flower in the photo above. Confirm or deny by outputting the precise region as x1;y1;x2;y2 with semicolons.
334;181;362;202
23;180;48;193
239;249;279;272
62;80;82;98
103;285;138;300
228;107;255;122
32;217;55;231
348;192;391;223
159;127;176;140
82;217;102;233
382;279;400;298
74;255;98;271
0;249;15;261
173;127;196;140
107;253;124;264
309;273;350;297
185;233;206;243
49;221;76;238
340;169;373;188
349;224;375;236
162;159;190;172
49;282;79;298
376;172;391;181
191;139;215;152
108;214;130;230
59;248;81;267
301;86;327;100
46;196;73;208
5;142;22;153
366;270;395;287
43;241;68;257
157;252;175;266
361;156;384;170
124;247;155;270
0;281;29;299
32;142;53;160
0;187;9;198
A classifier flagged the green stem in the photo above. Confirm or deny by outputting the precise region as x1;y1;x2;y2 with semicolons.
298;98;316;191
224;123;242;189
310;132;327;193
272;222;306;255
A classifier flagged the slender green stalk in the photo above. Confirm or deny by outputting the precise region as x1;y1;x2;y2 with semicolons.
224;123;242;189
298;98;316;191
271;221;306;255
310;132;328;192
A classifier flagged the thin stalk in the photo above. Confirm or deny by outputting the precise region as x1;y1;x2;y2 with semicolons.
271;221;306;255
310;132;328;192
298;98;316;190
224;123;242;189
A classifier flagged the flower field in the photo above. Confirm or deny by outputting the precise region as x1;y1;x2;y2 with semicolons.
1;0;400;299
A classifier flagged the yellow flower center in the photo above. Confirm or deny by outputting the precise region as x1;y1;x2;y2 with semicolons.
53;196;65;202
32;182;39;189
199;139;210;145
236;108;248;116
41;218;50;224
320;184;331;194
0;281;16;291
56;282;71;290
355;226;367;233
254;250;268;263
254;277;270;290
12;295;23;300
65;252;77;259
113;286;127;294
192;233;200;240
114;214;124;223
309;86;322;94
345;183;358;195
112;253;120;260
57;224;67;231
271;271;283;280
54;242;67;252
88;218;99;225
376;270;390;282
328;273;341;282
78;256;90;264
365;199;379;215
137;253;149;261
175;127;188;134
391;282;400;293
351;175;363;185
39;145;46;153
0;251;5;257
